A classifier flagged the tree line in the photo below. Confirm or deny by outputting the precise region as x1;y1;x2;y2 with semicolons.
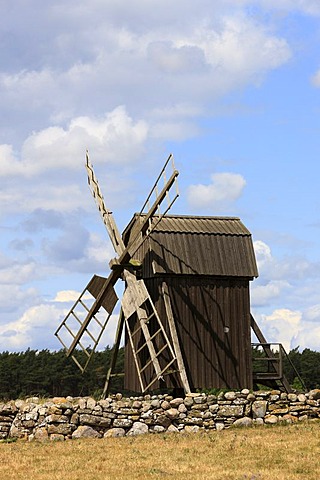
0;347;319;400
0;347;125;400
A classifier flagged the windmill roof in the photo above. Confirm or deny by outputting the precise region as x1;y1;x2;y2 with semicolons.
123;214;258;278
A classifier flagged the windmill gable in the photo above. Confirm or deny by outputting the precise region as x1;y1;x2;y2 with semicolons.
124;215;258;279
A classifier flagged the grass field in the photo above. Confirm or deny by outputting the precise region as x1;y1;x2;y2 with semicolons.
0;421;319;479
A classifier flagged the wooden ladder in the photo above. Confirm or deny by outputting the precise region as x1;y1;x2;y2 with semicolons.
103;278;190;396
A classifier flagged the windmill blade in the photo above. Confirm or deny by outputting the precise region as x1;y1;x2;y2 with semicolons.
54;275;118;372
66;270;120;357
124;155;179;259
58;152;180;377
85;151;125;256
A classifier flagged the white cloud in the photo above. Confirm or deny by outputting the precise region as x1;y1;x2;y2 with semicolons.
53;290;81;303
251;280;291;307
187;172;246;210
253;303;320;352
0;303;63;351
293;323;320;351
304;304;320;322
253;240;273;270
256;308;302;352
0;106;149;179
0;7;292;145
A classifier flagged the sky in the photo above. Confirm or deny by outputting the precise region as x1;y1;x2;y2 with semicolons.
1;0;320;355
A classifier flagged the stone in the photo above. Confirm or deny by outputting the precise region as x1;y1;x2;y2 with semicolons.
79;414;111;428
270;394;280;401
132;400;142;409
98;399;111;410
253;418;264;426
217;405;243;417
170;398;184;408
165;408;179;420
224;391;237;401
127;422;149;436
45;414;69;423
70;413;79;424
141;410;153;419
194;396;206;404
191;404;207;411
264;415;278;425
188;410;202;418
155;415;172;428
160;400;171;410
288;393;297;402
150;425;166;433
269;407;289;415
183;397;194;408
113;418;133;428
207;395;217;404
233;417;253;428
299;415;309;422
167;424;179;433
203;419;215;428
72;426;101;439
86;398;97;409
283;414;298;423
215;423;225;431
104;428;126;438
33;427;49;442
297;394;306;403
247;393;256;401
9;424;26;439
50;434;65;441
309;389;320;400
52;397;67;404
203;411;213;419
48;424;72;435
252;401;267;419
47;406;63;415
115;393;123;401
184;425;200;433
241;389;250;396
178;404;187;413
209;404;219;413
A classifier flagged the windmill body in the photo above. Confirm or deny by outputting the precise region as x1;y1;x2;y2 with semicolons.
122;214;258;391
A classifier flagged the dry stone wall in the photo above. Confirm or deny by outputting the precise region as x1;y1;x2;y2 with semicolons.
1;389;319;441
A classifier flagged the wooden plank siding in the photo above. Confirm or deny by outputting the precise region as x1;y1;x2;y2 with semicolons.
124;276;253;392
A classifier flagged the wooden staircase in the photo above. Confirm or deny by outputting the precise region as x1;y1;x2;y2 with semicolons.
251;315;306;392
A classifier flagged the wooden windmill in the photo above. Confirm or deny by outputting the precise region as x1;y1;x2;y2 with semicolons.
55;153;300;396
55;153;191;397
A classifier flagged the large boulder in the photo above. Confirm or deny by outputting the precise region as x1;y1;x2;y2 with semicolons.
72;426;101;439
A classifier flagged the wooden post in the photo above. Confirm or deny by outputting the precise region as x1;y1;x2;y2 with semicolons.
162;282;191;394
101;309;125;399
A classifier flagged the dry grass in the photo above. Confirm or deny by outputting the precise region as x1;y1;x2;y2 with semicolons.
0;421;319;479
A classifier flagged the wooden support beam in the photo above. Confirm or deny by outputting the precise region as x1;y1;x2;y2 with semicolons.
162;282;191;394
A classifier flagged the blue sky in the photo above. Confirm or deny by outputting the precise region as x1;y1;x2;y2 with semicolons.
1;0;320;353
